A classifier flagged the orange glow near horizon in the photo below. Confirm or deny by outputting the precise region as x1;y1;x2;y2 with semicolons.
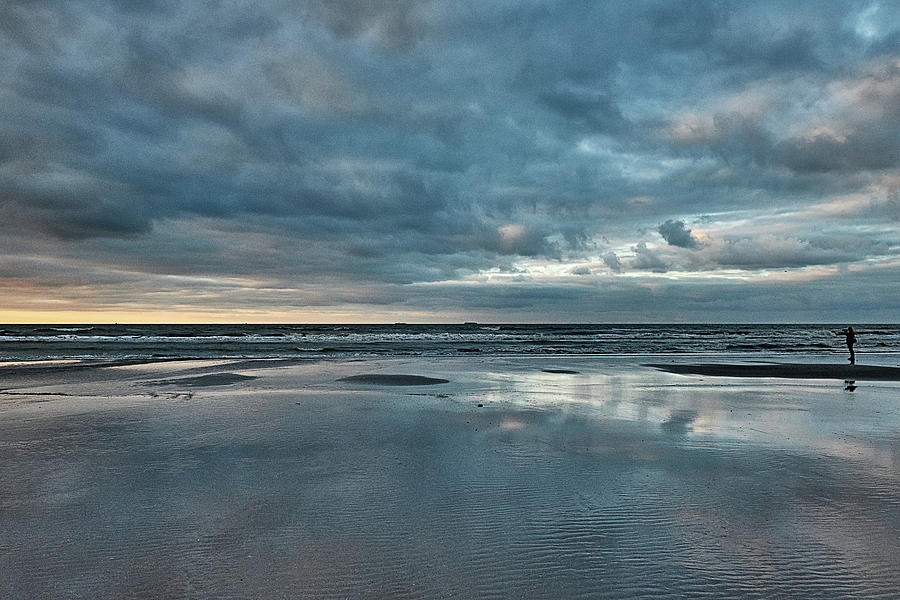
0;308;458;325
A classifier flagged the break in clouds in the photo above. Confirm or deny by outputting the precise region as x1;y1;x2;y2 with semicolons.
1;0;899;321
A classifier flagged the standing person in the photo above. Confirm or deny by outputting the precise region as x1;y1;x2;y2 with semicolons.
841;326;857;365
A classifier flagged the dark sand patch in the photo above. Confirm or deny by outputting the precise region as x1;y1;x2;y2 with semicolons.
541;368;580;374
647;363;900;381
154;373;257;387
338;374;449;386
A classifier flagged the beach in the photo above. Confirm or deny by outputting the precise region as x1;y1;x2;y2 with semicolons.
2;355;899;599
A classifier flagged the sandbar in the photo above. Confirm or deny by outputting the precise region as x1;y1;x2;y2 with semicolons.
337;373;450;385
647;362;900;380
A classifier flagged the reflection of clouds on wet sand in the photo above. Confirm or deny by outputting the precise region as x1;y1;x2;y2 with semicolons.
1;356;898;598
660;409;698;434
499;417;526;431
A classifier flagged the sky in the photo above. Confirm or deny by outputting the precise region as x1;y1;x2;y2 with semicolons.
1;0;898;323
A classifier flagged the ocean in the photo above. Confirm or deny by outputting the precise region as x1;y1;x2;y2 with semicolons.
2;323;897;362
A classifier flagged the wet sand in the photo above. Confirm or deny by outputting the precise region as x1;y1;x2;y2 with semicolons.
648;362;900;380
1;356;899;599
337;374;450;385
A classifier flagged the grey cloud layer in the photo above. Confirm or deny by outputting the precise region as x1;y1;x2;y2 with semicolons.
1;0;898;319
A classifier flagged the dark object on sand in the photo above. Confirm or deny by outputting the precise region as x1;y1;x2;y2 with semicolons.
338;374;449;386
542;369;580;374
647;363;900;381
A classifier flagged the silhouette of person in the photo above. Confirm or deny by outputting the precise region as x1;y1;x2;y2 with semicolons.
841;326;857;365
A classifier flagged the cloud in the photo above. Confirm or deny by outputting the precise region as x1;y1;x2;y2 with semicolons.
658;220;700;248
713;235;855;269
665;56;900;178
774;59;900;173
1;1;899;320
630;242;670;273
775;126;900;173
540;86;629;134
673;232;895;272
603;252;623;273
300;0;433;50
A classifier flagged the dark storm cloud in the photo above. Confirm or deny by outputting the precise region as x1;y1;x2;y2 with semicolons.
540;88;630;134
658;220;699;249
1;0;899;319
776;127;900;173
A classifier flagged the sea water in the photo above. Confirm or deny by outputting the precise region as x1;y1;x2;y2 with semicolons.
2;323;898;362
